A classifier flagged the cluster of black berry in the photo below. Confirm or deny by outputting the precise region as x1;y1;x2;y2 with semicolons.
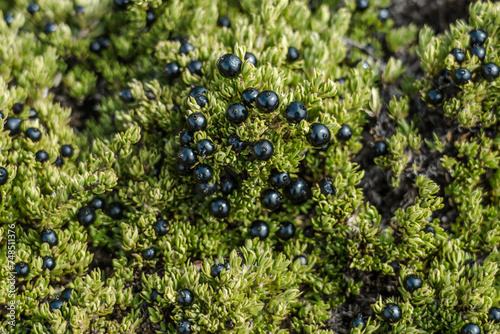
77;197;121;226
428;28;499;105
1;102;76;168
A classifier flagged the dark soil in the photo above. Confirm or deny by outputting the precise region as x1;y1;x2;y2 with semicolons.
390;0;472;33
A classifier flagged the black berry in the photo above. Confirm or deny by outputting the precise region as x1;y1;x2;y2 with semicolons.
335;77;346;84
177;147;197;166
249;220;269;240
284;178;311;204
153;162;162;177
226;103;248;124
91;198;105;210
4;117;23;135
61;288;73;302
374;141;388;156
389;261;401;272
217;53;243;78
4;12;14;25
146;10;157;26
114;0;130;10
252;139;274;160
42;256;56;270
356;0;369;11
244;52;257;66
378;8;389;21
461;323;481;334
154;219;169;236
193;164;213;183
12;103;24;114
164;62;181;81
177;320;192;334
35;150;49;163
217;16;230;28
107;202;124;220
194;94;208;108
287;47;300;62
319;178;336;196
177;163;191;176
151;289;161;302
256;90;280;113
488;307;500;323
195;139;215;157
49;298;64;312
0;167;8;185
178;289;194;306
228;134;247;152
423;225;435;235
382;304;402;323
54;156;64;168
241;88;259;106
179;42;195;55
25;127;42;142
44;22;57;34
482;63;499;81
451;48;466;63
78;206;96;226
337;124;352;140
187;60;203;76
261;189;282;211
428;88;444;104
119;88;134;103
294;255;308;265
173;36;189;44
220;173;237;195
27;2;40;14
143;247;156;260
98;36;110;49
190;86;207;99
471;45;486;60
189;86;208;107
41;228;58;247
270;170;290;188
454;67;472;84
60;145;73;158
180;130;194;146
211;263;225;277
309;123;331;147
29;108;38;119
187;113;207;132
277;222;295;240
209;197;230;218
403;274;423;292
15;262;30;277
470;28;487;46
195;183;217;197
351;314;366;329
89;41;101;53
285;101;308;123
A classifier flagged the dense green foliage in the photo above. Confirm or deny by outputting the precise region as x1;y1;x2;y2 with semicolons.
0;0;499;333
